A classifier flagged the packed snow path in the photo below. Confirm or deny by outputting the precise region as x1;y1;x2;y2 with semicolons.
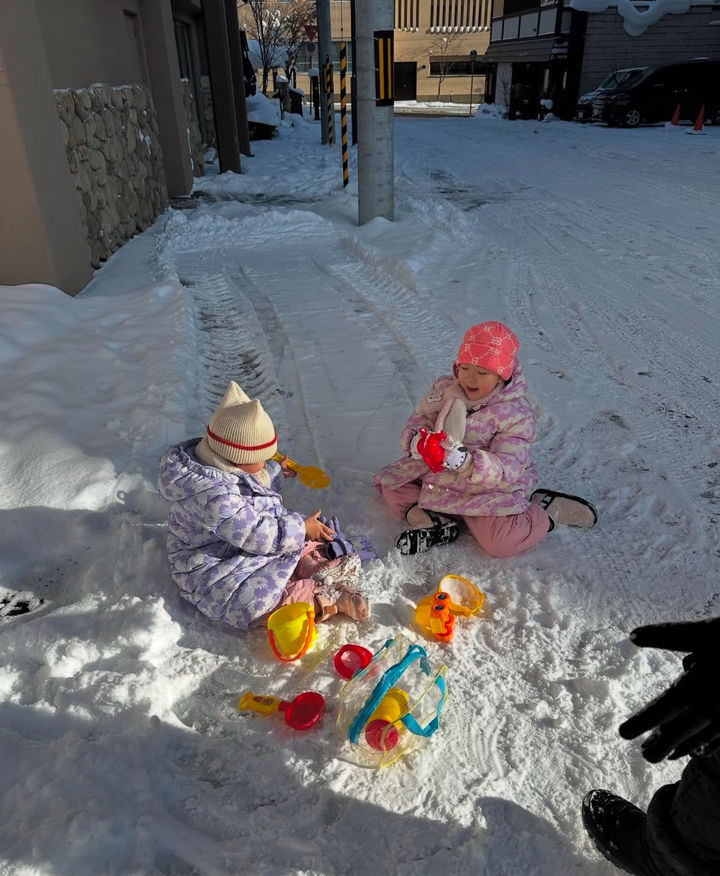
1;114;719;875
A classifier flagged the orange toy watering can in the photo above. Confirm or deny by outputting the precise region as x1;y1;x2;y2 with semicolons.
415;575;485;642
415;592;455;642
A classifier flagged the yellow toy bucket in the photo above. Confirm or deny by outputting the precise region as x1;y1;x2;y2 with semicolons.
267;601;316;662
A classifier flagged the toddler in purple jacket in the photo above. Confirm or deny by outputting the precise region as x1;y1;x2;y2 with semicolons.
373;321;596;557
158;381;369;630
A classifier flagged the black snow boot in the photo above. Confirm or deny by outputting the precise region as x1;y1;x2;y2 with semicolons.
395;514;459;555
582;790;665;876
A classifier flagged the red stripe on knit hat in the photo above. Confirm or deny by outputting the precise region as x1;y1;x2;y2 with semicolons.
206;425;277;452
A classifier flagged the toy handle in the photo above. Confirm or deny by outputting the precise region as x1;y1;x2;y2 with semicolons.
399;671;446;738
271;451;299;472
270;452;330;490
237;692;281;715
270;451;303;474
348;643;433;744
267;608;315;662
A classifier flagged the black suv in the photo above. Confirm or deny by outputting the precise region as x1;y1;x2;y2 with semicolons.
575;67;646;121
593;59;720;127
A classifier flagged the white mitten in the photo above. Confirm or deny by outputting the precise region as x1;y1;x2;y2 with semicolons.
441;436;470;472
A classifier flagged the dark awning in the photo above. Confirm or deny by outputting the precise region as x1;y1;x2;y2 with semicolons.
483;36;558;64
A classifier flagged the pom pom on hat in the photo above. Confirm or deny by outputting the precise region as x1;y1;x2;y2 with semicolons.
205;381;277;465
455;321;519;380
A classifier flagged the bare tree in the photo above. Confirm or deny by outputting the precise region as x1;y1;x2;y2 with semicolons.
241;0;315;94
281;0;315;82
428;32;461;102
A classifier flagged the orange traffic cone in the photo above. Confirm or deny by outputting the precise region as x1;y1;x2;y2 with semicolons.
670;104;680;126
693;105;704;131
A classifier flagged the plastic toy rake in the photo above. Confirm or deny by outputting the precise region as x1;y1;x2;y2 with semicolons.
271;452;330;489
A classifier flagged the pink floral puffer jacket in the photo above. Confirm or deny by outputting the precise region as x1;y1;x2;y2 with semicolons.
372;364;538;517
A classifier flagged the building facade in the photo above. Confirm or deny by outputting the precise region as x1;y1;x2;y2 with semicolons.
240;0;495;104
483;0;720;119
0;0;251;295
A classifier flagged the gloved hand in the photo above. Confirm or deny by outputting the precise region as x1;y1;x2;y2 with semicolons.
351;535;377;562
319;514;356;560
409;428;445;471
409;428;468;473
408;431;425;460
325;534;355;559
440;434;470;472
618;617;720;762
318;514;340;533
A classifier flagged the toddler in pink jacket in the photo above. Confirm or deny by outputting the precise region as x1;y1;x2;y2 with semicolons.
372;321;596;557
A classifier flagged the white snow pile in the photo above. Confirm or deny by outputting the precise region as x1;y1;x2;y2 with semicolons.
1;111;719;875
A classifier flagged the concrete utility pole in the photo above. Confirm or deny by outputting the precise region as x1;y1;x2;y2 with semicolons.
316;0;332;144
356;0;394;223
350;0;358;144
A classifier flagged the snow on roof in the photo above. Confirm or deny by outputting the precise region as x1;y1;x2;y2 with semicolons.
246;38;289;69
565;0;710;35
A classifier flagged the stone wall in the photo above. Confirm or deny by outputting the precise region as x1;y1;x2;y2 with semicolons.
197;74;217;150
180;78;205;177
55;83;169;267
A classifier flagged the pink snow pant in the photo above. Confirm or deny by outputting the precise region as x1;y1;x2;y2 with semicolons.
276;540;340;608
377;482;551;559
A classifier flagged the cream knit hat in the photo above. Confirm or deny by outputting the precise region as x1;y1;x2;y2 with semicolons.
202;381;277;466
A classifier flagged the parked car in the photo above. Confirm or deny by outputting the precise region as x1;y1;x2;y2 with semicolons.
575;67;646;121
593;59;720;127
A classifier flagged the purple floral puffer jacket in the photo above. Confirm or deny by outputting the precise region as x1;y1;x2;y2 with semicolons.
157;439;306;630
372;364;538;517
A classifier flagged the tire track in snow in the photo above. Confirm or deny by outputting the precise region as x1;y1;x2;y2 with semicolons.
327;236;467;389
508;207;720;528
505;256;712;588
171;256;289;439
234;252;418;483
395;145;719;623
422;171;720;512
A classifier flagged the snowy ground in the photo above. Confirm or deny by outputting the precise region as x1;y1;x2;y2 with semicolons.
2;110;719;875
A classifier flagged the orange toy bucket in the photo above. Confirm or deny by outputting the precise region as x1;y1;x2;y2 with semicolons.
267;602;316;661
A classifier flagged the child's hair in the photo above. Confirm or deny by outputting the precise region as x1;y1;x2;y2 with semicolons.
453;321;519;380
203;381;277;465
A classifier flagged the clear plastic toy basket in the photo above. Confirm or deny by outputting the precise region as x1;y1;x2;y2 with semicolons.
336;633;447;768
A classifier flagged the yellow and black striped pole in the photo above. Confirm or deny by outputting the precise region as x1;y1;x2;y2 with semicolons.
374;30;394;106
339;42;349;187
323;57;334;147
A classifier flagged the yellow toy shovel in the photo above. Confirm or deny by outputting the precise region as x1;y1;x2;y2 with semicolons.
271;452;330;489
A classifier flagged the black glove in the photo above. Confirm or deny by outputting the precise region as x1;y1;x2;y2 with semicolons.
618;617;720;763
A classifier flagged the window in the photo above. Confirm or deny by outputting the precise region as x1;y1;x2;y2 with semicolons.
504;15;519;37
538;8;556;33
519;12;538;36
429;58;488;76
